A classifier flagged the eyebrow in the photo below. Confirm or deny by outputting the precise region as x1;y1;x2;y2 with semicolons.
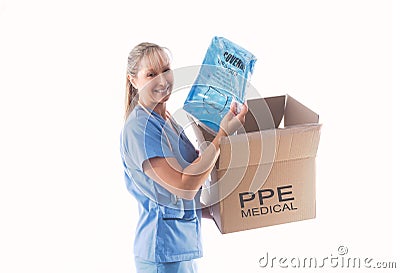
145;65;170;73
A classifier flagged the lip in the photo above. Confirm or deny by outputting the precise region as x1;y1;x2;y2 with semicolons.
153;85;170;94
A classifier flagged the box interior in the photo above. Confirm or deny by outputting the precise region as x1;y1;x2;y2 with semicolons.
242;95;319;133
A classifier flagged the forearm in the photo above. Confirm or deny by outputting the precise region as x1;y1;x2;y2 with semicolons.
181;131;224;191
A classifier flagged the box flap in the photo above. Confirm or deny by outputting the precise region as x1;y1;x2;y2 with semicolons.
275;124;321;161
284;95;319;127
218;130;277;170
242;96;285;133
265;95;286;128
218;124;321;170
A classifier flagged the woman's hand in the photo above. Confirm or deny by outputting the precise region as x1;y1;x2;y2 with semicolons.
218;101;248;136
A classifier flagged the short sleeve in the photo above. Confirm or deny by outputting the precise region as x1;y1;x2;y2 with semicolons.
122;113;175;171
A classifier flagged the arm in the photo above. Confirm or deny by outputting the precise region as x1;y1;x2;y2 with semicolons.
143;102;248;200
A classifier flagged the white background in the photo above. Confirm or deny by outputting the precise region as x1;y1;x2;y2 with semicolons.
0;0;399;272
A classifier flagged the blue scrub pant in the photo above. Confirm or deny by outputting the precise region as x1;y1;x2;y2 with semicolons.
135;256;198;273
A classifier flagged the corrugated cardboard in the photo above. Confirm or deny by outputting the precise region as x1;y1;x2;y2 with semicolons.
190;94;321;234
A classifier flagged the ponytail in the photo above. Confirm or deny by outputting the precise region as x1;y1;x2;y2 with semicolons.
125;76;138;120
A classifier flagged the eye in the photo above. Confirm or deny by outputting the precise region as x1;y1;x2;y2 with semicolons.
163;68;171;73
147;72;156;78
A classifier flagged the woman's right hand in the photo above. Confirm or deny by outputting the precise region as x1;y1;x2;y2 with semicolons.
218;101;248;137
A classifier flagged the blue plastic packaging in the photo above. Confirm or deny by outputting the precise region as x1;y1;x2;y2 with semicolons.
183;36;257;134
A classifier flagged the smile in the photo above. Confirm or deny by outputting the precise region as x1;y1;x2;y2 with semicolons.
153;85;170;94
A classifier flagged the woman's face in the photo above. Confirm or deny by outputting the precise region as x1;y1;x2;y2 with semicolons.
131;54;174;107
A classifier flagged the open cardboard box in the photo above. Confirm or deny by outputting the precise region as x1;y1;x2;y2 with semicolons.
190;94;321;234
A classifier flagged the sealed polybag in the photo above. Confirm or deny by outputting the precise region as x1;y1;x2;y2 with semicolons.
183;36;257;134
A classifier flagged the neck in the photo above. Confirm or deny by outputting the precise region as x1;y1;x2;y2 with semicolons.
139;100;167;119
153;103;167;119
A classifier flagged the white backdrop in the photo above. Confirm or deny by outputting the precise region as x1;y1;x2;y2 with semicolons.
0;0;399;272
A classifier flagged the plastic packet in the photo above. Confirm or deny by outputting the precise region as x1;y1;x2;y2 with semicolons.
183;36;257;134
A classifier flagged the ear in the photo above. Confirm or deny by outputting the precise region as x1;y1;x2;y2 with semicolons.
127;74;137;89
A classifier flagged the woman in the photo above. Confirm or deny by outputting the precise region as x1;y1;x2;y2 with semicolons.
120;42;247;273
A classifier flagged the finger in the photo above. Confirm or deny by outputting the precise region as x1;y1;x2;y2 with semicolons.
226;109;235;119
237;101;248;118
230;100;236;114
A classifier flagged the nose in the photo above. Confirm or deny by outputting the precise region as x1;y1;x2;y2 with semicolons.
157;73;168;87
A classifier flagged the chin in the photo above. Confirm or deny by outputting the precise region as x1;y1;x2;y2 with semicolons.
161;94;171;102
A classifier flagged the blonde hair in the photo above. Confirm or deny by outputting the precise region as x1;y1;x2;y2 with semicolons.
125;42;171;120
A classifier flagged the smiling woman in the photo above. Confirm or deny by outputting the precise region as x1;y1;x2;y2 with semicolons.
124;43;173;120
120;42;248;273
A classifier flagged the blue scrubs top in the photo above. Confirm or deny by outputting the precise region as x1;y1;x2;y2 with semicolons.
120;105;203;263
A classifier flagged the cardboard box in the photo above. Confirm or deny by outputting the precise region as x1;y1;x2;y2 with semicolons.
191;94;321;234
